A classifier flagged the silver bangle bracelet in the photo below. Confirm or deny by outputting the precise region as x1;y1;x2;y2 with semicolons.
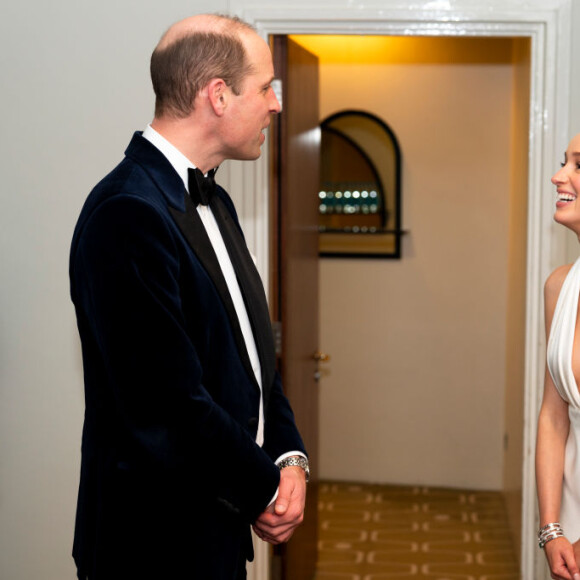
538;522;565;549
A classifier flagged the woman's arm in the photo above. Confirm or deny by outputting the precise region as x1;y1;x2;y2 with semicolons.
536;265;580;580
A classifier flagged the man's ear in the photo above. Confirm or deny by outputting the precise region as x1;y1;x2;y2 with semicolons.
207;78;228;116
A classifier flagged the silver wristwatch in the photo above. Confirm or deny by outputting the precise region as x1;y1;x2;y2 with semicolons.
278;455;310;483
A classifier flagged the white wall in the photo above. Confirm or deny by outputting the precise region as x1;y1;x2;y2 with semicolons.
564;0;580;263
0;2;225;579
1;2;579;580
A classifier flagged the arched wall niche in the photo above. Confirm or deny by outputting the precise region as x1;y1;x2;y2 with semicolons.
319;110;403;258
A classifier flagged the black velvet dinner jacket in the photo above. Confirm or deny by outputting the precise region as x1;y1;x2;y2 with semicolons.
69;132;305;579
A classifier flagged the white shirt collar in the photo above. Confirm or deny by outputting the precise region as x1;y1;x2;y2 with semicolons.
142;124;195;193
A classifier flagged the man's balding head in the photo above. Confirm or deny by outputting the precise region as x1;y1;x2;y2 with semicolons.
150;14;257;119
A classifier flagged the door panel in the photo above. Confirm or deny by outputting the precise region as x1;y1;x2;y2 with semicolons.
270;35;320;580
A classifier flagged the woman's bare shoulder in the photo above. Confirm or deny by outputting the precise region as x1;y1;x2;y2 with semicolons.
545;263;574;303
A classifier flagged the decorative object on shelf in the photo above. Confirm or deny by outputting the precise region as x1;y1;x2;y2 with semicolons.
319;110;404;258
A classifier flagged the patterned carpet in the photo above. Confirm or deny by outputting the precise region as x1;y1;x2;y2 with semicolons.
315;481;520;580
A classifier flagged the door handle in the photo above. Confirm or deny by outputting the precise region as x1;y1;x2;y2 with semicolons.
313;351;330;362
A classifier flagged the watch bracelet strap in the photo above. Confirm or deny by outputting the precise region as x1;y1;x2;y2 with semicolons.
278;455;310;482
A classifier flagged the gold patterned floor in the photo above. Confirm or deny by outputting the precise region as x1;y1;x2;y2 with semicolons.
315;481;520;580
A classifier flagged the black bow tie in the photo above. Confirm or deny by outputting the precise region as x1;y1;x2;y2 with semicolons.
188;167;217;206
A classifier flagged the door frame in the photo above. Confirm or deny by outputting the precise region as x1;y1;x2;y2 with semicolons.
227;1;573;578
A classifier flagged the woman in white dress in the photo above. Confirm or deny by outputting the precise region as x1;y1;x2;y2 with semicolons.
537;132;580;580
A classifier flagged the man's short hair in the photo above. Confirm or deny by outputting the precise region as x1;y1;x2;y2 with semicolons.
150;15;256;119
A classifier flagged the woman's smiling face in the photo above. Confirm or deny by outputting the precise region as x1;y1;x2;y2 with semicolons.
552;133;580;235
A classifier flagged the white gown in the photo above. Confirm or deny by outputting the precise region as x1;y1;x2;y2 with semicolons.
547;257;580;543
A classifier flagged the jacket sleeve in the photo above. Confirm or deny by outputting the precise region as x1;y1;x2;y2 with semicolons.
71;192;279;523
262;371;307;461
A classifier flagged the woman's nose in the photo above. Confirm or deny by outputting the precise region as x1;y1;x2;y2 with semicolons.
552;167;566;185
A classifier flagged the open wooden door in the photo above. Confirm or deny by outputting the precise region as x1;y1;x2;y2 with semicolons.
269;36;321;580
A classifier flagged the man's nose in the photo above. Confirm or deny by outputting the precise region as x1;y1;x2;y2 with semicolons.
269;88;281;114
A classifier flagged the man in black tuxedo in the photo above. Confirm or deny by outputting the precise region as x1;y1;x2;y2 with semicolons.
70;13;308;579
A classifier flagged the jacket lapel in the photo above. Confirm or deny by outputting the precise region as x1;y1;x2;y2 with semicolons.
209;194;276;409
168;192;261;393
125;132;267;396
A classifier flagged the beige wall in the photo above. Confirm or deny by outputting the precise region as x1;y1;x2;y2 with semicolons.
309;37;517;489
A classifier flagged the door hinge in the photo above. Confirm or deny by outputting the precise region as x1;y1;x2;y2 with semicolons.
272;321;282;356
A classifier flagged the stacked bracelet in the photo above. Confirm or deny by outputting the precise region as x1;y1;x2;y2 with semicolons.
538;522;565;548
